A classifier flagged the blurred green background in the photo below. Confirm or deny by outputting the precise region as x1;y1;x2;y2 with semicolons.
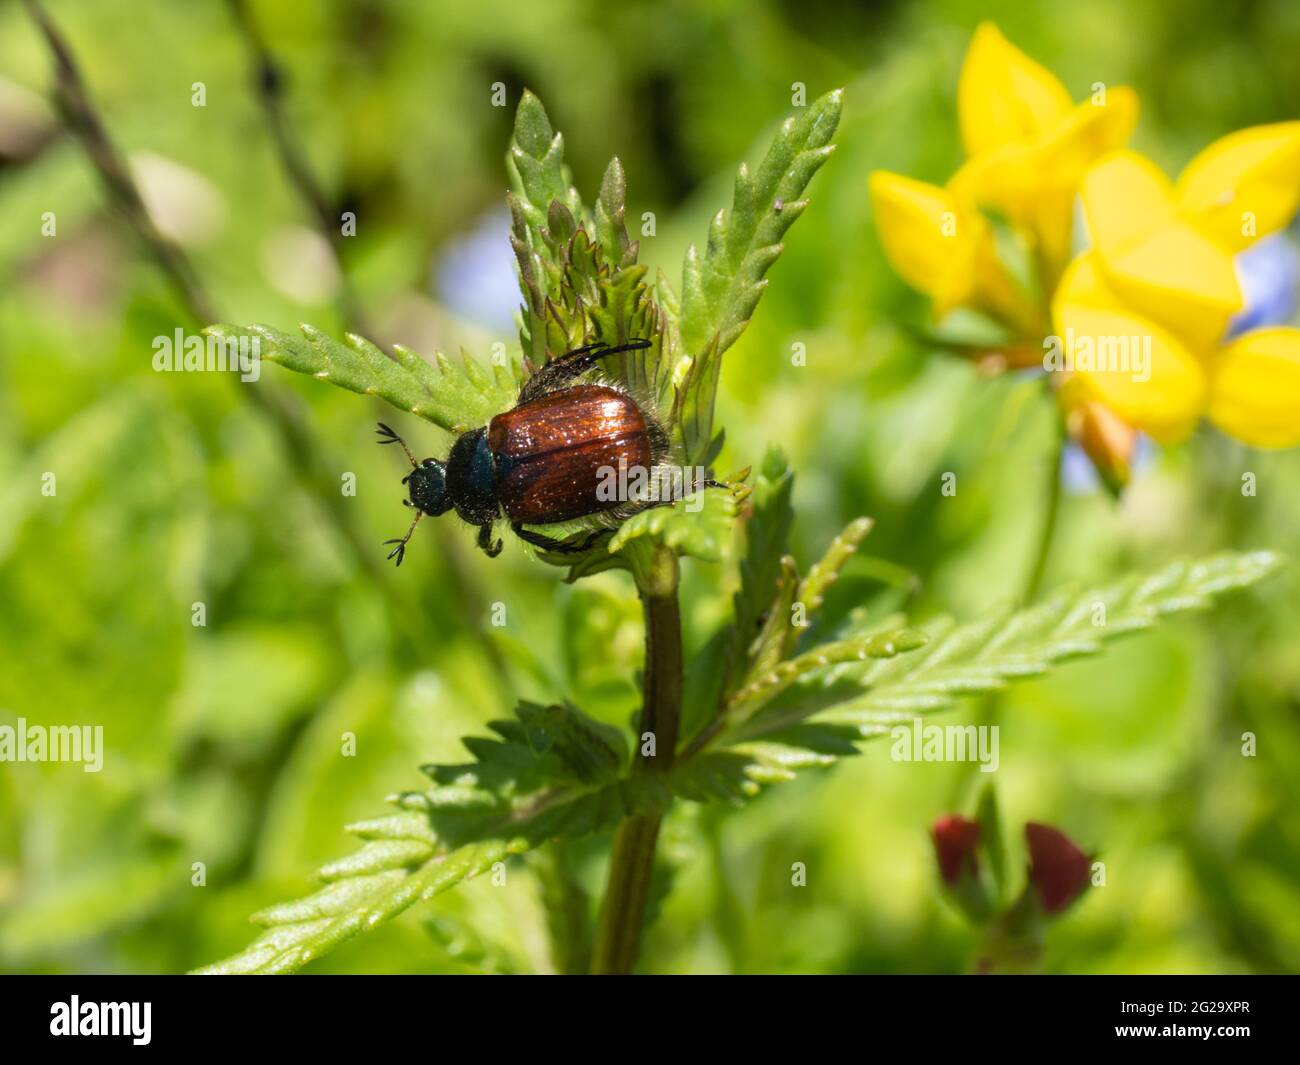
1;0;1298;974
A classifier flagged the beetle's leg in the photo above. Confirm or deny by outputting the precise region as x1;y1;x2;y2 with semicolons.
477;523;504;558
518;339;652;402
376;422;418;469
511;522;606;555
383;511;423;567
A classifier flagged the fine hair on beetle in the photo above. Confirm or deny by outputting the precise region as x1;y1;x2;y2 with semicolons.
376;338;722;565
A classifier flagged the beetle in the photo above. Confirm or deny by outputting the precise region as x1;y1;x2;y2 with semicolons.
377;338;709;564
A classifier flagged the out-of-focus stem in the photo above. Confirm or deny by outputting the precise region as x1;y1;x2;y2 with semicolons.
1024;409;1066;603
591;547;681;974
21;0;433;652
223;0;371;338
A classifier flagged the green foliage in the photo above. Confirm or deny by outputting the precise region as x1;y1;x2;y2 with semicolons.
192;835;515;975
506;88;842;476
197;551;1280;972
196;700;660;974
507;91;669;404
677;89;843;466
205;324;520;434
204;89;841;572
9;1;1300;981
683;552;1283;798
606;488;740;561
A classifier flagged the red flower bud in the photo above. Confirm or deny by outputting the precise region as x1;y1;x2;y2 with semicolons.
931;814;981;886
1025;822;1090;913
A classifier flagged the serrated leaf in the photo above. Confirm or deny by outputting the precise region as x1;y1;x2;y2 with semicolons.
208;323;517;432
506;95;676;407
681;551;1283;800
677;89;843;464
607;488;739;562
747;555;800;682
594;156;633;269
728;627;930;726
682;449;793;744
192;839;519;975
194;700;656;975
798;516;874;618
507;90;582;240
731;450;797;680
833;552;1284;726
426;700;628;796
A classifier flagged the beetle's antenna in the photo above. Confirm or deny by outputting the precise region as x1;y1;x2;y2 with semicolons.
376;422;418;468
383;511;423;567
600;338;652;356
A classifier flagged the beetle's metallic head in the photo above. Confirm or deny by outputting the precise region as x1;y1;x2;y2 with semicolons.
406;458;452;516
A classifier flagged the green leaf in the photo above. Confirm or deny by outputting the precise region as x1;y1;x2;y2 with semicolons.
507;89;583;246
506;95;675;406
607;487;740;563
677;88;843;465
731;448;796;677
798;516;875;619
424;700;628;798
682;450;791;740
680;551;1283;800
207;323;518;433
831;551;1283;727
728;627;931;727
594;156;635;270
192;834;518;975
195;701;662;975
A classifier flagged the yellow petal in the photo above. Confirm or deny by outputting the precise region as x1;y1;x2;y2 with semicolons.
1208;327;1300;448
958;23;1072;157
869;170;980;313
952;92;1138;284
1082;152;1242;349
1104;221;1243;350
1177;122;1300;252
1080;151;1176;257
1037;90;1140;187
949;145;1035;221
1052;253;1206;441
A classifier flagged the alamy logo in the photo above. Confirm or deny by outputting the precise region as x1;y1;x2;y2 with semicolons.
1042;329;1151;383
152;328;260;381
50;996;151;1045
890;718;1000;773
595;460;709;512
0;718;102;772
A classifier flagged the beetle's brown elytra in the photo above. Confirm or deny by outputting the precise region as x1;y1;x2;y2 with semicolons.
490;385;655;525
377;339;690;565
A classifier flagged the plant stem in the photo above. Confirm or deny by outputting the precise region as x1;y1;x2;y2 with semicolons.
21;0;450;658
223;0;373;339
1023;411;1066;604
591;547;682;973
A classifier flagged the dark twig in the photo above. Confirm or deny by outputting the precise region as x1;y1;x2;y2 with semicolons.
222;0;511;672
223;0;371;337
21;0;433;651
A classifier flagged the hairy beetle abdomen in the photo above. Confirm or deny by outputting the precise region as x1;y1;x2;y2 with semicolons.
489;385;653;525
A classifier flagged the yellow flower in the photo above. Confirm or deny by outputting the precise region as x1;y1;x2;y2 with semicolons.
1056;126;1300;448
870;22;1138;333
866;171;1025;326
951;23;1138;284
869;22;1300;456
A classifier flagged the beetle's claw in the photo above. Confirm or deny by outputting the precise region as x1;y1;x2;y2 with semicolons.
383;538;406;566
